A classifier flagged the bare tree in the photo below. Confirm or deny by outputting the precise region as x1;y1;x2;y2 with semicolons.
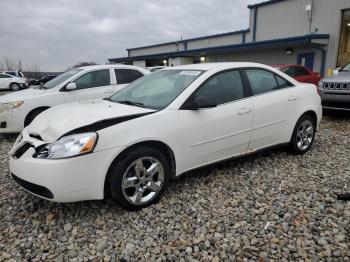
1;57;24;71
4;58;16;71
17;57;22;70
67;61;97;71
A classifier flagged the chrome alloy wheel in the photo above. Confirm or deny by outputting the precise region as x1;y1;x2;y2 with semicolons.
121;157;165;205
296;119;314;151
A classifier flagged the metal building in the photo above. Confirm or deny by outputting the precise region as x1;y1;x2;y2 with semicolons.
109;0;350;75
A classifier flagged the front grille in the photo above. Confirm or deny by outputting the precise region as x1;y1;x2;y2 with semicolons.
323;82;350;90
13;143;32;159
11;174;54;199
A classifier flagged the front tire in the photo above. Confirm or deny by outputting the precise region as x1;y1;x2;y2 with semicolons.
9;83;21;91
289;114;316;155
109;146;170;211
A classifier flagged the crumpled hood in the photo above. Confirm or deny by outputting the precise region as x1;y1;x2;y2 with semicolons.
0;87;46;103
27;99;156;142
322;72;350;83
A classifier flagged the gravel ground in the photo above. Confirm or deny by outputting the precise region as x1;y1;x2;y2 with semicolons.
0;111;350;261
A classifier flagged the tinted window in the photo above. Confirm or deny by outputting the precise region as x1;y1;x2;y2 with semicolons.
283;66;309;77
5;72;16;76
275;75;294;89
115;69;144;84
193;70;244;105
282;67;295;76
294;67;309;76
74;69;110;90
245;69;278;95
0;74;11;78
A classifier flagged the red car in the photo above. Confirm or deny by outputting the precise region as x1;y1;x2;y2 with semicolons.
271;64;322;85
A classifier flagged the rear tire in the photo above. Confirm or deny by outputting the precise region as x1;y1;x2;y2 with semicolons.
9;83;20;91
109;146;170;211
24;108;48;127
289;114;316;155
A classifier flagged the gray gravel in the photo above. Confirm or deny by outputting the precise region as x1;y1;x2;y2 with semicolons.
1;112;350;261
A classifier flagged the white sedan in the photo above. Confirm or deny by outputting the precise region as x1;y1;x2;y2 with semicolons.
0;64;149;133
9;63;322;210
0;72;28;91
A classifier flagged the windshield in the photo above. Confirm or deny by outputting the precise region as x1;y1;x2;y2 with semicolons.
109;69;204;110
340;63;350;72
43;69;83;89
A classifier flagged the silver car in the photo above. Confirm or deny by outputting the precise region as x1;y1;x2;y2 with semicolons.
319;63;350;111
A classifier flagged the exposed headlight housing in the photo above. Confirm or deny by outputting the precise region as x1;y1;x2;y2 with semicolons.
35;132;98;159
0;101;24;113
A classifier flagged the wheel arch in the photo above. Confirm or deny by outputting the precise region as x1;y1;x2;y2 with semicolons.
299;110;318;128
289;109;318;142
103;140;176;198
24;106;51;127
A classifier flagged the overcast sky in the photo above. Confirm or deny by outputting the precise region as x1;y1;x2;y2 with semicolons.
0;0;263;72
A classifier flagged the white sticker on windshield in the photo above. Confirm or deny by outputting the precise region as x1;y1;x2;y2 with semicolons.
179;71;201;76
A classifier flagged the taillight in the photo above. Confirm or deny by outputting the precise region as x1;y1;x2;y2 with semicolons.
316;81;323;96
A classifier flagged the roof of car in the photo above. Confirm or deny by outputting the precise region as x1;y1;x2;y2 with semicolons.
78;64;145;70
163;62;273;71
271;64;304;68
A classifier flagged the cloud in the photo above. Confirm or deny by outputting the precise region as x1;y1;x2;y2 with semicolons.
0;0;263;71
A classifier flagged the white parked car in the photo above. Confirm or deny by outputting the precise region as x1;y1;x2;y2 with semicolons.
0;65;149;132
9;63;322;210
0;72;28;91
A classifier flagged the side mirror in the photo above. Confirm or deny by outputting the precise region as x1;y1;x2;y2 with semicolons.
66;82;77;91
185;95;217;110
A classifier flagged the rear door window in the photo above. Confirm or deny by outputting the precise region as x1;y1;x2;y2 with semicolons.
275;75;294;89
115;69;144;84
245;69;278;95
74;69;110;90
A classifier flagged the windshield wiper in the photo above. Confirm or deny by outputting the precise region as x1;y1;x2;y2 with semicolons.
116;100;146;108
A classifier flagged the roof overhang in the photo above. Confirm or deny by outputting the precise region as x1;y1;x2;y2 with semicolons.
109;34;330;63
248;0;287;9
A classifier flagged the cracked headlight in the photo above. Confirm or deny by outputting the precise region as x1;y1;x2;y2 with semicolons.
0;101;24;113
35;132;98;159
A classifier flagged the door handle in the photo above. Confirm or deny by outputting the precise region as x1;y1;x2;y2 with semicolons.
288;95;298;101
238;108;251;115
104;89;114;93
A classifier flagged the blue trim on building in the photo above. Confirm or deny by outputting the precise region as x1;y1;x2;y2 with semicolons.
253;7;258;42
248;0;286;9
110;34;330;63
127;29;249;51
